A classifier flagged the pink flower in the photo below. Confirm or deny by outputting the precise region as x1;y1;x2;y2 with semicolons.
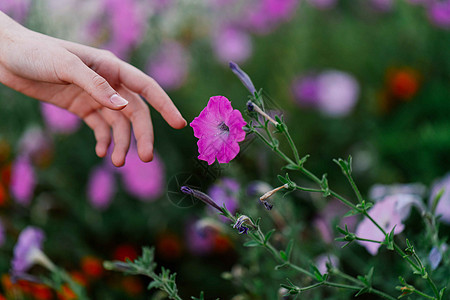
355;196;405;255
10;156;36;206
430;173;450;224
185;219;215;256
40;103;81;134
190;96;246;165
146;41;189;91
87;165;116;210
12;227;48;274
119;145;165;201
428;1;450;30
208;178;240;221
213;26;252;64
0;218;5;247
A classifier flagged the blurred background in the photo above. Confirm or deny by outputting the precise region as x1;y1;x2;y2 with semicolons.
0;0;449;299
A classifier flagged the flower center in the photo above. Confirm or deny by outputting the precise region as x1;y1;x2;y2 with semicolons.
218;122;229;132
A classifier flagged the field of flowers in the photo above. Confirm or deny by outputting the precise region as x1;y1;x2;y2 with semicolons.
0;0;449;299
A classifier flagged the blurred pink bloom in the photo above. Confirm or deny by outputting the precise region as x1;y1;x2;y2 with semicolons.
291;75;320;107
190;96;246;165
12;227;45;274
119;147;165;201
315;253;339;274
84;0;147;59
208;178;240;220
185;219;215;256
0;0;31;23
146;41;189;91
306;0;338;10
356;196;405;255
0;218;5;247
213;26;252;64
316;70;360;117
370;0;394;11
430;173;450;224
244;0;299;34
10;156;36;206
313;198;358;244
428;1;450;30
18;127;53;166
87;165;116;210
40;103;81;134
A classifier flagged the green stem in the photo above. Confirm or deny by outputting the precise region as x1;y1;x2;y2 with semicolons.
413;289;437;300
283;128;301;165
293;185;324;193
355;237;384;244
345;172;364;204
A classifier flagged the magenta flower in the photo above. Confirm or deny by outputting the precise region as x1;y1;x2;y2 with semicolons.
40;103;81;134
213;26;252;64
12;227;54;274
291;75;320;107
119;146;165;201
428;1;450;30
146;41;189;91
87;165;116;210
190;96;246;165
10;156;36;206
355;196;405;255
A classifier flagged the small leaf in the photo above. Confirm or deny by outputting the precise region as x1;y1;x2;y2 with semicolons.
285;240;294;261
264;229;276;244
439;287;447;300
244;240;261;247
275;263;288;270
280;250;287;261
343;209;360;217
283;164;300;171
277;175;289;184
355;288;369;297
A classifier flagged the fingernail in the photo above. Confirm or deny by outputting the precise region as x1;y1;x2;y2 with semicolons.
110;94;128;107
183;118;187;126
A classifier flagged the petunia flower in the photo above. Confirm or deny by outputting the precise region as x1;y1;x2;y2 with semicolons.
185;219;215;256
190;96;246;165
233;215;256;235
355;196;405;255
11;227;54;275
212;26;252;64
10;156;36;206
429;173;450;224
0;218;5;247
427;1;450;30
87;164;116;210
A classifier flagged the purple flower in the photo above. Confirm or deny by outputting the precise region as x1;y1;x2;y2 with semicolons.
233;215;256;235
190;96;246;165
428;244;447;270
40;103;81;134
0;0;31;23
146;41;189;91
0;219;5;248
83;0;147;59
306;0;338;10
185;219;215;255
119;146;165;201
430;173;450;224
12;227;54;274
291;75;320;107
213;26;252;64
87;165;116;210
10;156;36;206
355;196;405;255
181;186;222;212
244;0;299;34
229;62;257;94
316;70;360;117
208;178;240;219
428;1;450;30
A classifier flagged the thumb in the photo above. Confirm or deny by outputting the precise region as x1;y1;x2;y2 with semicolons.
58;55;128;109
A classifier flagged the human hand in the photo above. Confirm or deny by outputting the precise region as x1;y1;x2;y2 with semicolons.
0;12;186;167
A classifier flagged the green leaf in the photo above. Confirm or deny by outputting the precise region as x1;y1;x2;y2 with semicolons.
439;287;447;300
343;209;360;217
386;226;396;251
275;263;288;270
147;280;162;291
280;250;288;261
285;240;294;261
264;229;276;244
355;287;369;297
283;164;300;171
310;264;324;282
320;174;330;197
278;175;289;184
244;240;261;247
333;156;353;175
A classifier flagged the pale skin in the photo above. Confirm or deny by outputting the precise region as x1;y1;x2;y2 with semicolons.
0;11;187;167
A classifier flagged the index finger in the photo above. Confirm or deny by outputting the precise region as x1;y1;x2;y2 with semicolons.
117;62;186;129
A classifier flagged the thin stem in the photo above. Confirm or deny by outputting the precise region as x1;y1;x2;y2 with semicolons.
293;185;323;193
283;128;301;165
355;237;384;244
345;172;364;204
413;289;437;300
426;275;440;300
